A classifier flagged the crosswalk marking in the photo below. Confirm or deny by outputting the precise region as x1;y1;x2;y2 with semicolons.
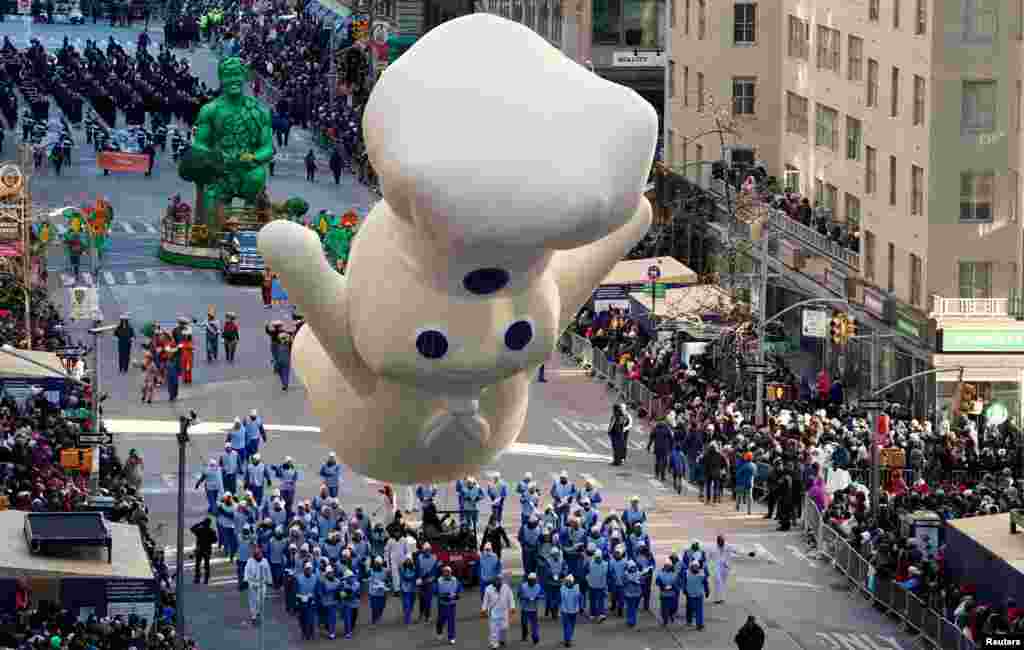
123;271;136;284
594;439;612;450
103;271;115;285
49;221;162;236
144;223;158;234
122;223;135;234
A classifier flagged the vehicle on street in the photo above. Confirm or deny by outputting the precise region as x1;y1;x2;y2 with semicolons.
219;230;265;283
416;506;480;586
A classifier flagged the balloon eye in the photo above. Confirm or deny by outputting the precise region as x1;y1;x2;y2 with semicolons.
416;330;449;359
463;268;510;295
505;321;533;351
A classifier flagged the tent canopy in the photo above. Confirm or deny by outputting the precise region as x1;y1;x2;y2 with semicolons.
0;350;66;380
601;256;698;286
630;284;733;318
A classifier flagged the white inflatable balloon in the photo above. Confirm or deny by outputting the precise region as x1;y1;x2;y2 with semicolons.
258;13;657;483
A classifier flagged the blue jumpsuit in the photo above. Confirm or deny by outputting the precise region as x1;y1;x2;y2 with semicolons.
434;576;462;642
478;551;502;598
461;484;484;529
487;481;508;521
655;567;679;625
519;581;543;643
317;576;342;638
585;556;608;618
623;567;643;626
319;461;342;497
295;572;319;640
540;552;565;617
341;569;361;638
608;556;627;615
559;584;582;643
417;552;439;621
368;567;389;623
399;564;418;624
518;522;541;576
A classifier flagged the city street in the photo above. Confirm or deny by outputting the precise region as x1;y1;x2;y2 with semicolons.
16;20;917;650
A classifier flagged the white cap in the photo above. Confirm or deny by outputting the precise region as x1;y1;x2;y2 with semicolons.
329;452;337;458
524;472;533;479
559;470;568;478
304;562;313;569
284;456;294;463
250;409;258;416
252;454;261;461
234;417;241;425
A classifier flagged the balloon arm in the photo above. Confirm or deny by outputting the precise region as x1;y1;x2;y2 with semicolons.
548;199;653;333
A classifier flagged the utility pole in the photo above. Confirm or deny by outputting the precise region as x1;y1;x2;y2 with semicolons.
176;409;198;650
754;234;769;426
87;323;117;494
868;329;881;521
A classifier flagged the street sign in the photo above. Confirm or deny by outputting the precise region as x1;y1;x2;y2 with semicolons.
77;433;113;446
859;399;886;410
801;310;828;338
647;265;661;281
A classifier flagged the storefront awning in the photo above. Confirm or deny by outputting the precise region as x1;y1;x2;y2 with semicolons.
628;284;732;318
601;256;697;286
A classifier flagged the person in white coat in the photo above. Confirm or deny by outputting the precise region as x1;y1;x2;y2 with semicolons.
709;534;745;604
244;545;273;624
385;533;412;594
481;571;516;649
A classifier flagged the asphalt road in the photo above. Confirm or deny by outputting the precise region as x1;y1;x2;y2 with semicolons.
17;23;919;650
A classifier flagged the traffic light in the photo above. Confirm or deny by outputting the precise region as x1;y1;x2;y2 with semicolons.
830;316;843;345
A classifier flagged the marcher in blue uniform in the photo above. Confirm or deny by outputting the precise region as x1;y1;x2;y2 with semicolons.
478;543;502;598
319;452;342;497
340;565;361;638
540;546;565;618
227;419;247;465
295;562;318;640
245;454;272;507
273;456;300;513
550;471;577;528
487;473;509;522
683;560;710;630
579;498;599;531
399;556;418;624
368;557;389;623
608;545;628;616
219;443;240;497
636;543;656;611
416;484;437;510
216;494;237;560
584;549;608;621
519;572;543;645
580;478;603;509
317;567;342;640
623;496;647;530
518;515;542;576
416;542;439;623
655;559;679;626
520;484;540;525
236;525;254;591
515;472;533;498
461;476;484;530
434;565;462;645
268;526;288;588
244;409;267;459
559;575;582;647
623;560;644;626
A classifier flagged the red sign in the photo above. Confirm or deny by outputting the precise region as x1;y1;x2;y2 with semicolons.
97;152;150;173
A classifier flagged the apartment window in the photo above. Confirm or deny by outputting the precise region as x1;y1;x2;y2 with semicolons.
867;59;879;107
815;104;839;150
846;117;862;161
962;80;997;133
697;72;704;111
683;66;689;106
592;0;621;43
911;165;924;215
910;253;922;306
698;0;706;39
732;77;756;114
962;0;998;43
668;61;676;97
889;155;898;206
869;0;879;21
684;0;689;34
915;0;927;35
786;92;809;135
913;75;926;125
960;170;995;222
893;0;901;29
887;243;896;293
788;16;809;59
959;262;993;299
890;67;900;117
845;193;862;226
734;2;756;44
784;165;800;193
847;35;863;81
864;231;877;281
865;146;877;194
816;26;840;73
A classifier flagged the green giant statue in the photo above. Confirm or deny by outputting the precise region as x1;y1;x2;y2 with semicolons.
179;57;274;227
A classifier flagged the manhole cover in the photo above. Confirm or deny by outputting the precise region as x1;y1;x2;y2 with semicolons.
830;582;852;591
763;620;781;629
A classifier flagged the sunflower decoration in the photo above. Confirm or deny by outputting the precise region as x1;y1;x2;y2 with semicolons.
316;210;337;238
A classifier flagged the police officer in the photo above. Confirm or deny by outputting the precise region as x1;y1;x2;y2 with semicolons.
416;542;439;623
519;571;543;645
434;565;462;645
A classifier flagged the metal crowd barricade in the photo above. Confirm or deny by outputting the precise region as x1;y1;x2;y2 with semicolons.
939;618;962;650
921;607;940;649
890;585;908;621
817;523;840;562
570;334;589;361
834;540;851;576
848;552;869;593
874;578;893;613
906;591;925;633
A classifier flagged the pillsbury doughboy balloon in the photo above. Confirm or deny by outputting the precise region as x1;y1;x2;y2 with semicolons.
258;14;657;483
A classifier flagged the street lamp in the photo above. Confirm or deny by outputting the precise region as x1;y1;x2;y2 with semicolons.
175;409;198;650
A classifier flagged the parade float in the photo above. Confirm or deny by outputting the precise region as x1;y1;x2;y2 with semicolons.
57;199;114;272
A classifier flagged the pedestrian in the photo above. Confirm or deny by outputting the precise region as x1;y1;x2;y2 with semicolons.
435;565;462;644
655;559;679;625
195;458;223;514
608;403;632;466
559;574;581;648
399;554;418;623
683;560;709;630
137;351;158;404
67;238;82;279
295;562;318;640
305;149;316;182
319;452;342;497
735;452;756;514
647;416;673;481
703;442;726;505
480;513;512;558
537;363;546;382
368;556;389;623
416;542;439;623
164;343;181;402
270;272;288;307
519;572;542;645
244;545;272;625
123;448;144;490
180;329;194;384
143;142;156;176
482;571;516;650
317;566;341;639
52;147;63;176
261;268;273;308
203;310;221;362
223;312;239;362
190;517;218;584
330;148;343;184
113;315;134;373
736;615;766;650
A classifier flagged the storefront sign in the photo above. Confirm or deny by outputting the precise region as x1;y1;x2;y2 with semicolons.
612;51;666;68
895;306;923;339
863;286;886;319
942;329;1024;352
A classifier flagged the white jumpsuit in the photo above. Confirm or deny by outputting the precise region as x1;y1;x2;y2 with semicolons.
244;557;273;619
481;583;516;649
709;543;734;602
385;537;409;591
